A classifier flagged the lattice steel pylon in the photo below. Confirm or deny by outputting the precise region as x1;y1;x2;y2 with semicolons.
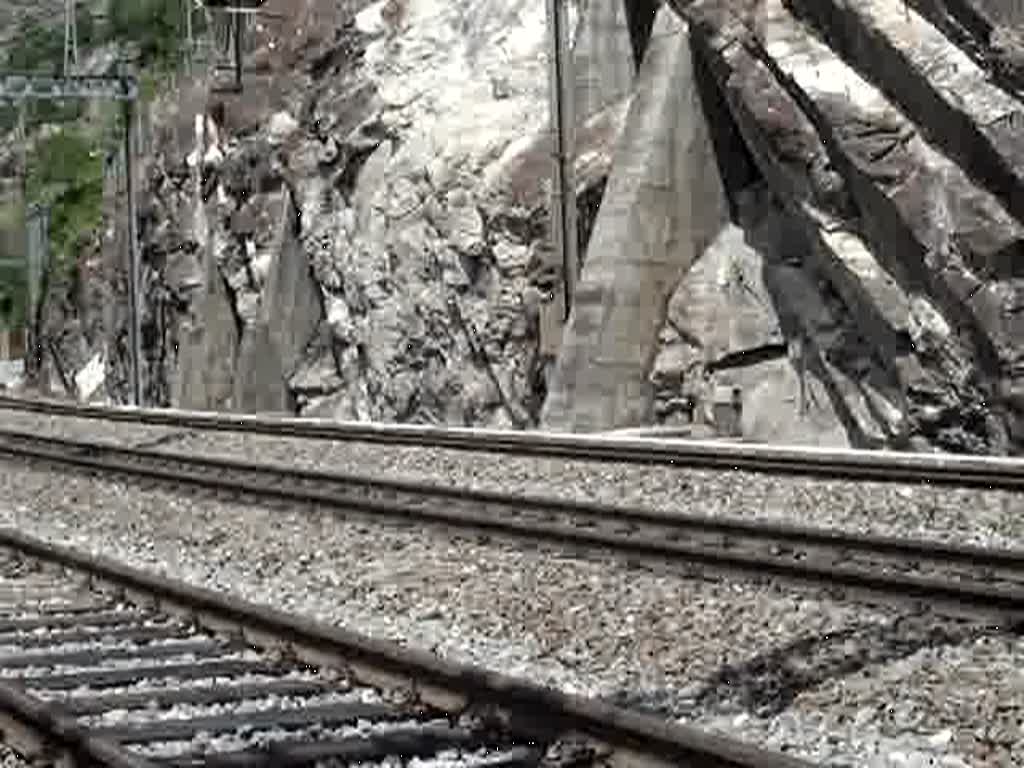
63;0;79;76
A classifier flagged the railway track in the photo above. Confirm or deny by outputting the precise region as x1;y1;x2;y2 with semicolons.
0;529;810;768
2;428;1024;626
1;394;1023;489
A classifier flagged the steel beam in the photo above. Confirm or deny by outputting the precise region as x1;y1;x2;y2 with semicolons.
0;74;138;103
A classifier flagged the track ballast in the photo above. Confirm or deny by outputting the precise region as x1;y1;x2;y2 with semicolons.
0;531;809;768
1;394;1022;489
0;428;1023;625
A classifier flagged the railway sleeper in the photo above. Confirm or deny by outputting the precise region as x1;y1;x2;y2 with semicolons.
0;535;812;768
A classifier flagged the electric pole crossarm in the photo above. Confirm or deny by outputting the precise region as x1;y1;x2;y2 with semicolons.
217;7;286;16
0;74;139;103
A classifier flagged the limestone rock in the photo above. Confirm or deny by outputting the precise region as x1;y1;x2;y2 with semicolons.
678;0;1021;451
290;346;343;398
24;0;1023;454
784;0;1024;224
991;26;1024;88
267;111;300;147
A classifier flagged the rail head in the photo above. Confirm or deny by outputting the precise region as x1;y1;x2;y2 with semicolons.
6;424;1024;572
1;395;1023;488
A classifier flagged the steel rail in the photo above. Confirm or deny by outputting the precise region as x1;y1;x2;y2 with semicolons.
2;429;1024;624
0;528;813;768
1;426;1023;571
1;394;1023;488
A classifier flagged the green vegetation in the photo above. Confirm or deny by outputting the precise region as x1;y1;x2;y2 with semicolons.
0;100;84;138
108;0;190;70
106;0;208;77
0;121;117;327
0;0;195;133
0;200;27;329
0;0;211;322
5;8;99;74
3;0;208;85
0;5;99;131
26;127;105;268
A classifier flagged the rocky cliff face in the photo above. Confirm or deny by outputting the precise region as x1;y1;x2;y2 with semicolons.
659;0;1024;453
544;0;1024;453
134;0;625;427
16;0;1024;454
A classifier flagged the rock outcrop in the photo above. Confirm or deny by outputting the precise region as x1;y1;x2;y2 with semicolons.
679;0;1024;452
545;0;1023;452
125;0;637;426
9;0;1024;453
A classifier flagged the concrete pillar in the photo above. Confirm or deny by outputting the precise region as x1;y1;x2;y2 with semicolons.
572;0;637;122
541;9;729;431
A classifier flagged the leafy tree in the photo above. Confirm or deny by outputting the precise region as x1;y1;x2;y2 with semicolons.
107;0;186;69
25;128;104;268
0;1;200;311
5;20;64;74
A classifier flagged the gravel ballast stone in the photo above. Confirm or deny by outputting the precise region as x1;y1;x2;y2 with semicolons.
0;456;1022;766
0;407;1021;550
